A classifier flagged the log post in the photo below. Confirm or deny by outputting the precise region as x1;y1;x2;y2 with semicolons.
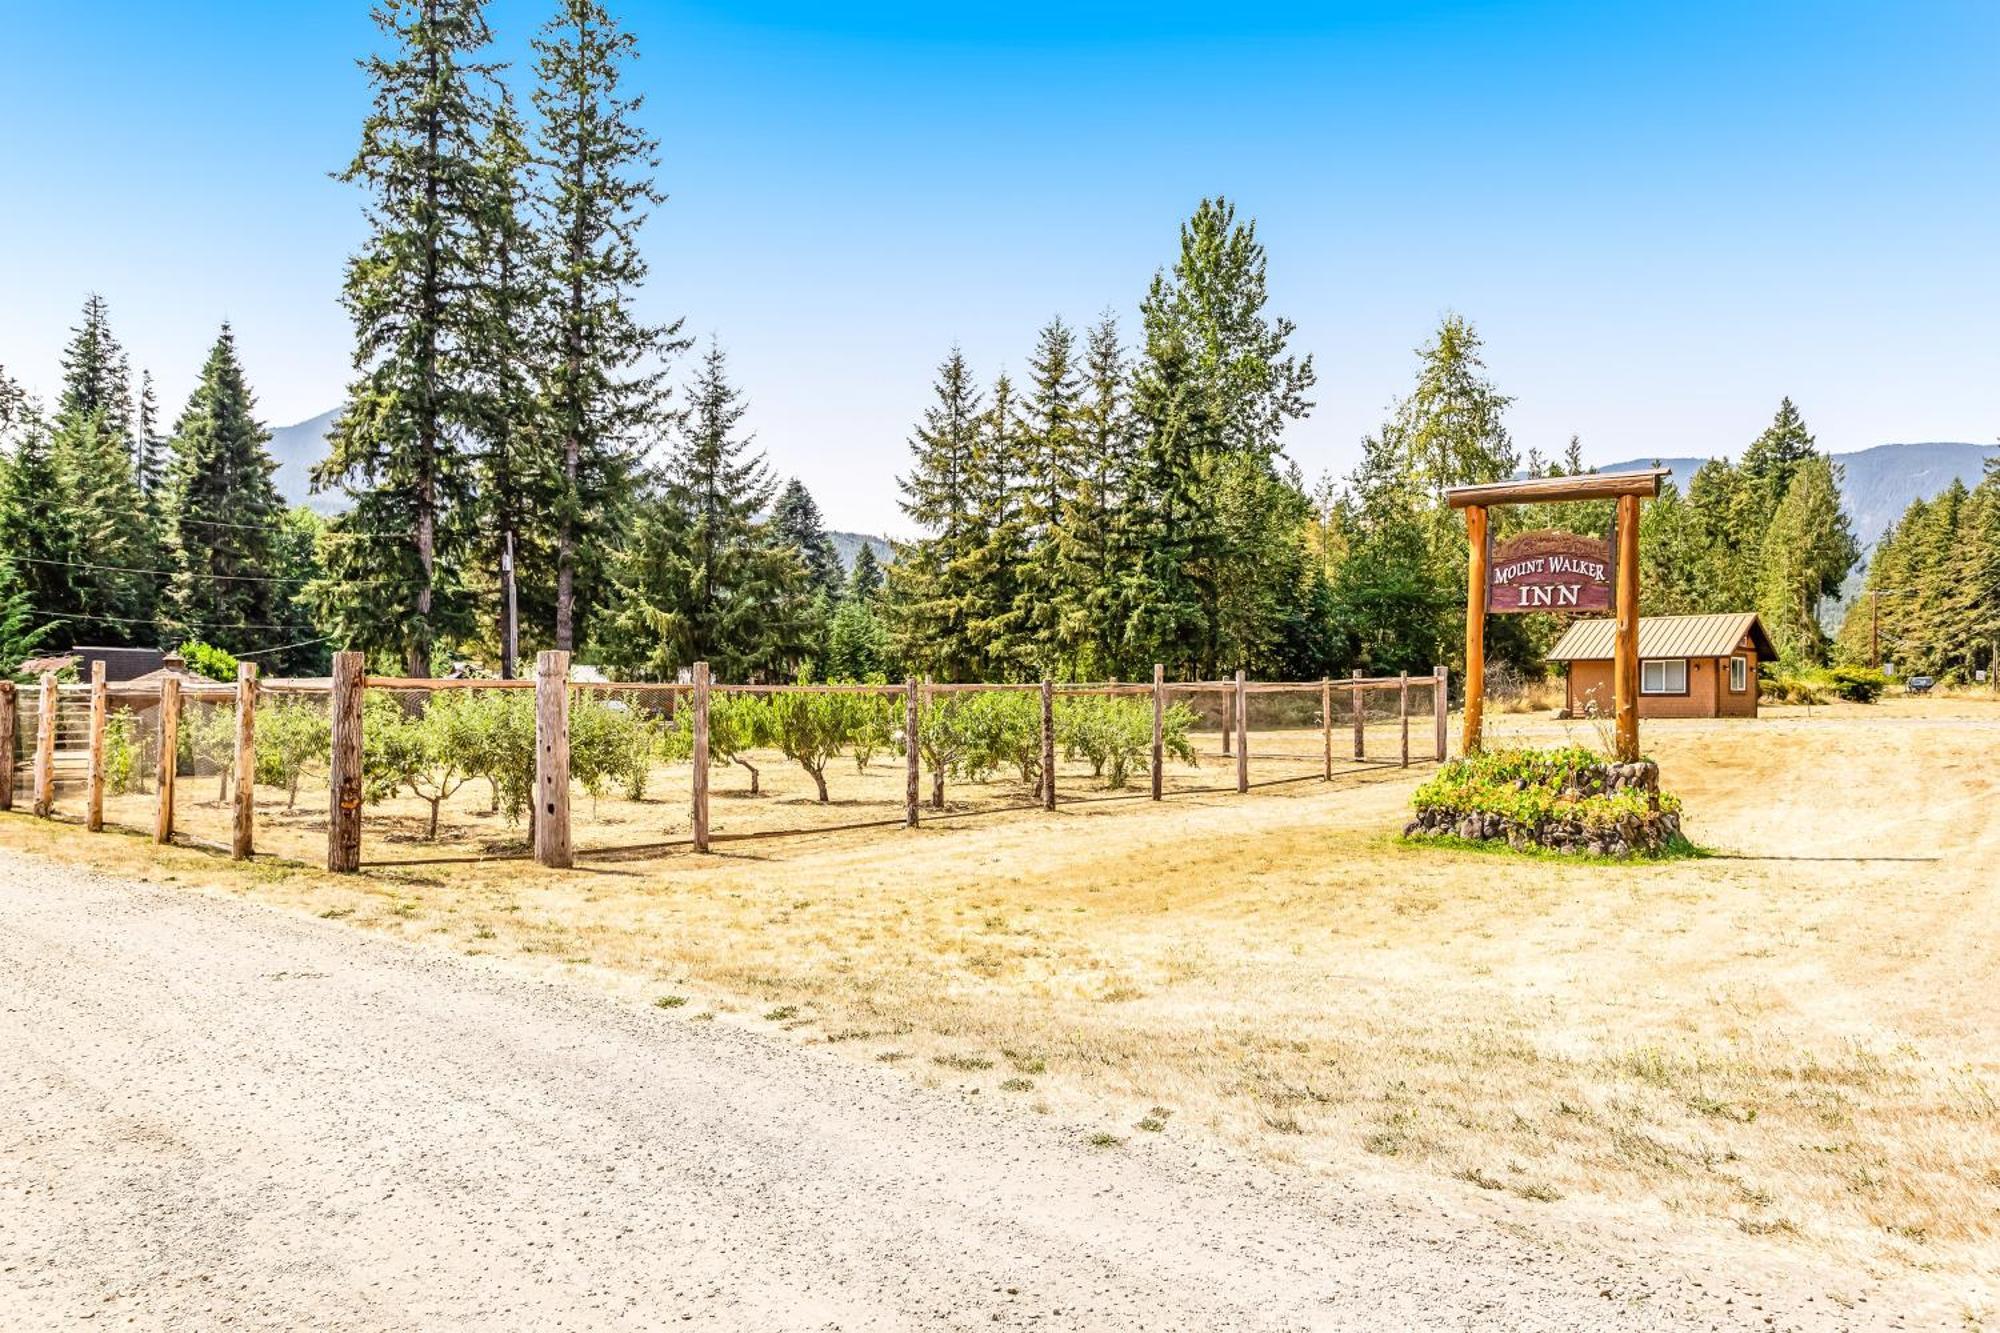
1399;670;1410;768
1040;680;1056;811
232;662;258;859
1463;503;1490;754
327;651;364;873
33;671;57;817
904;678;920;829
1351;667;1365;761
1150;664;1165;802
1233;669;1248;794
1321;676;1332;781
1434;665;1448;762
1614;492;1642;763
691;661;710;853
534;650;572;868
87;661;108;831
0;681;15;812
154;677;180;844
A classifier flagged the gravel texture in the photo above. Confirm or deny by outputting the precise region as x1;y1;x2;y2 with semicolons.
0;852;1879;1330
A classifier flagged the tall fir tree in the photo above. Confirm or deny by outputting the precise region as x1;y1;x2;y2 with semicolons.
597;343;808;680
960;371;1026;674
134;371;166;498
533;0;684;652
885;349;986;680
1754;453;1858;663
58;294;136;445
1740;397;1818;521
161;325;287;645
1060;313;1136;674
846;541;884;601
313;0;497;675
1007;316;1083;674
773;478;843;599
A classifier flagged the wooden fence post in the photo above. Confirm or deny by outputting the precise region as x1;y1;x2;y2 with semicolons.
534;650;572;868
327;651;364;873
1434;665;1449;762
904;678;920;828
1399;671;1410;768
33;672;57;817
87;661;108;831
232;662;258;859
1151;664;1165;802
691;661;710;853
1320;676;1332;781
1351;668;1365;762
0;681;15;812
1234;670;1248;794
1040;681;1056;811
154;677;180;844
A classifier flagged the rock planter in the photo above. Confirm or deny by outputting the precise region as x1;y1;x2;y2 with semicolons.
1404;749;1685;860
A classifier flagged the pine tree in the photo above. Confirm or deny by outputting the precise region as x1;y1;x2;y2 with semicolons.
533;0;685;652
1122;327;1222;675
597;343;808;680
467;90;551;676
135;371;166;498
846;541;884;602
885;349;986;680
1740;397;1818;521
1386;314;1517;500
1755;454;1858;663
1060;314;1135;674
161;324;287;645
58;294;135;444
1008;316;1082;674
50;407;151;641
773;478;843;599
0;411;71;644
313;0;497;675
961;371;1026;674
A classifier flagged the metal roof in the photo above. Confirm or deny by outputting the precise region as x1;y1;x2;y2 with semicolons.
1546;613;1776;662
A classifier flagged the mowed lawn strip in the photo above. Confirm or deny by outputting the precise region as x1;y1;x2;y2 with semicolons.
4;697;1995;1296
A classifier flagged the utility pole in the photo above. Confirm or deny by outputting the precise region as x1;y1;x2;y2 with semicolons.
501;530;520;680
1868;588;1911;670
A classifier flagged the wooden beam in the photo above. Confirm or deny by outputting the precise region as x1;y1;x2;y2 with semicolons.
1351;668;1365;761
327;651;364;873
33;672;57;817
0;681;15;812
1399;671;1410;768
87;661;108;831
1434;665;1448;762
1444;467;1668;510
1151;664;1165;801
1233;669;1248;794
232;662;258;859
1040;680;1056;811
904;678;920;828
154;677;180;845
534;650;572;868
1614;492;1642;762
691;661;711;852
1463;504;1490;755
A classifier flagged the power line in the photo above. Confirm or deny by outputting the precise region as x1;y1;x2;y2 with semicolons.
30;610;323;633
9;554;385;587
169;513;404;540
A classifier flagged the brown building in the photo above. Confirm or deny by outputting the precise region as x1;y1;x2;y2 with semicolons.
1548;613;1776;720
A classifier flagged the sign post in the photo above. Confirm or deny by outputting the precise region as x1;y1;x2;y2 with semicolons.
1446;469;1666;761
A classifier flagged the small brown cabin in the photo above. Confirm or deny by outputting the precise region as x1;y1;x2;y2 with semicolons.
1548;613;1776;720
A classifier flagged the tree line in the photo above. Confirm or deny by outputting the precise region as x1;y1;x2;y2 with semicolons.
1834;462;2000;681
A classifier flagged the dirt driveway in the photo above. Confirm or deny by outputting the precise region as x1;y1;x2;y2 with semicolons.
0;852;1873;1331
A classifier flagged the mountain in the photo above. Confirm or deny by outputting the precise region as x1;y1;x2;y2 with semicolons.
264;407;897;566
1599;442;1998;546
266;406;343;515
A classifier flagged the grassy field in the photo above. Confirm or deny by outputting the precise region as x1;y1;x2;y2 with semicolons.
6;696;1995;1313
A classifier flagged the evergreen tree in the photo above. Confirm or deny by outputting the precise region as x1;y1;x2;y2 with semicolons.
135;371;166;498
846;541;884;601
533;0;685;652
960;371;1026;673
1060;313;1135;674
596;343;808;680
774;478;843;598
1008;316;1082;674
1740;397;1818;520
1755;454;1858;663
161;324;287;644
1122;327;1222;674
49;407;151;641
313;0;497;676
58;294;135;444
885;349;985;680
1384;314;1517;500
0;411;71;644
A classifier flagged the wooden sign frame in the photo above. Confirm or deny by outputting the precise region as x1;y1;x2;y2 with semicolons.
1445;469;1667;762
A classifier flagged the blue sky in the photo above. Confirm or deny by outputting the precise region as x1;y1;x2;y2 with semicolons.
3;1;1995;535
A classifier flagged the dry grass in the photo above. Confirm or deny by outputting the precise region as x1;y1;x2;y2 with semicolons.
6;697;1997;1305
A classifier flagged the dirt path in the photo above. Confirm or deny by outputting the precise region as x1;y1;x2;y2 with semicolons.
0;853;1880;1331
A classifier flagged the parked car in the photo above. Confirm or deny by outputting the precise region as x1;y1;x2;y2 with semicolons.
1906;675;1935;695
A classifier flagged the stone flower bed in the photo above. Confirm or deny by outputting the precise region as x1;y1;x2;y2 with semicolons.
1404;746;1685;859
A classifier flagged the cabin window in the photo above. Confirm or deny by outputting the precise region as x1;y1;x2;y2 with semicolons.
1641;659;1688;695
1729;655;1748;692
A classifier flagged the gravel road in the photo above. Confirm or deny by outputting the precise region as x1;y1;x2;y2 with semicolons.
0;852;1876;1330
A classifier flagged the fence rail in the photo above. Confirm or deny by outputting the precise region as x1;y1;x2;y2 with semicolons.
2;656;1449;871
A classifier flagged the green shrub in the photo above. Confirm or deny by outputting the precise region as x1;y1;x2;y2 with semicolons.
103;713;139;796
176;640;239;683
1410;746;1683;854
1056;696;1198;790
1827;665;1887;703
570;692;659;804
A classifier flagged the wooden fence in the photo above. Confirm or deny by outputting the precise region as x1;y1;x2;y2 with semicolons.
2;652;1448;873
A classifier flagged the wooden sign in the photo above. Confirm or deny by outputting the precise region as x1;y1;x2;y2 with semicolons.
1487;528;1612;614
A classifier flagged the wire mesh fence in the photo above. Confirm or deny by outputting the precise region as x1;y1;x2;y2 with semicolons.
3;663;1448;868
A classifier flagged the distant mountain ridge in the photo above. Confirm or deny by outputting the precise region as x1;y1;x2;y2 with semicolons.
1598;441;1998;546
